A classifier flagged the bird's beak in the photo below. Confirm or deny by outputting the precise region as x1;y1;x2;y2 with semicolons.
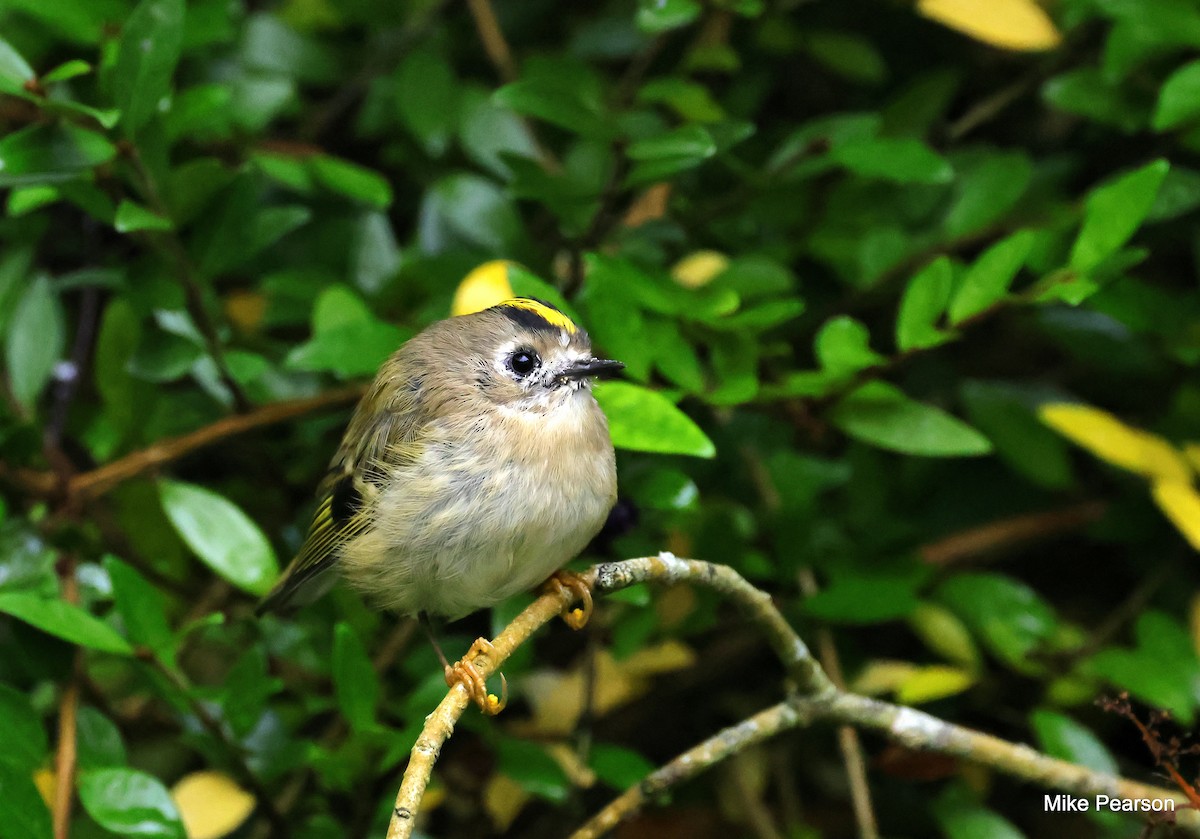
559;357;625;380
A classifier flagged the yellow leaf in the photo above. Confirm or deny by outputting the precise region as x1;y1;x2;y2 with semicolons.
223;290;266;333
671;250;729;289
907;603;980;671
521;641;696;736
1184;443;1200;474
1152;480;1200;551
451;260;516;316
917;0;1061;51
1039;403;1191;483
895;665;976;705
483;773;528;832
33;768;55;807
171;772;255;839
850;659;919;696
654;583;697;629
545;742;597;788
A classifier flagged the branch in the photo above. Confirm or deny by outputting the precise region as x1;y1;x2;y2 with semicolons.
466;0;517;83
383;555;1195;839
570;702;802;839
8;387;363;504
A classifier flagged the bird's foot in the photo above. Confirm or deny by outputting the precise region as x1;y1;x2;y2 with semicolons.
444;637;507;715
541;570;594;630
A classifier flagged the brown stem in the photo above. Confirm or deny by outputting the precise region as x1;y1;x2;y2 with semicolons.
52;562;81;839
12;386;363;504
919;502;1108;565
466;0;517;82
124;145;251;412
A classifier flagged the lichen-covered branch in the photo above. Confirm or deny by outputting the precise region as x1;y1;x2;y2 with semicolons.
383;555;1193;839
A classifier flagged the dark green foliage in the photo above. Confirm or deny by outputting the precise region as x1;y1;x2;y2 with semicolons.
2;1;1200;837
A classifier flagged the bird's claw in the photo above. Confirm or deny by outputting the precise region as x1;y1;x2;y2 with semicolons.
444;637;507;715
542;570;594;630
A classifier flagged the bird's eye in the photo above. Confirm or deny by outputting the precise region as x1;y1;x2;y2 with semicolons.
508;349;540;378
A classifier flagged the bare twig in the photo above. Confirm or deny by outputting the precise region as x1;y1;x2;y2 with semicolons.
385;556;1194;839
10;386;363;504
386;555;830;838
52;562;81;839
919;502;1108;565
123;146;251;412
466;0;517;83
798;568;879;839
570;702;802;839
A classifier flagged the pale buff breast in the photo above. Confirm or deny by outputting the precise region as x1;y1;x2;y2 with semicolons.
337;387;616;618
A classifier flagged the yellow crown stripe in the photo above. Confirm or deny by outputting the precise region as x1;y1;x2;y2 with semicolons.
497;297;578;333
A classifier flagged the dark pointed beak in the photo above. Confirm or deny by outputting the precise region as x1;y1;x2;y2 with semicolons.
560;357;625;380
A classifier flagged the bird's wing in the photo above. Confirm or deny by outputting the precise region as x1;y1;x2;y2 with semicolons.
255;378;426;616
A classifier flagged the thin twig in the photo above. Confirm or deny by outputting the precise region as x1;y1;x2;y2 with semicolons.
466;0;517;82
570;692;1197;839
52;562;81;839
919;502;1108;565
123;145;251;412
12;386;363;504
798;568;879;839
385;555;832;839
385;556;1195;839
571;702;803;839
145;654;290;837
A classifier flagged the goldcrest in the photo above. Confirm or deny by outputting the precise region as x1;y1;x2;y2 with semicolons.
257;298;622;622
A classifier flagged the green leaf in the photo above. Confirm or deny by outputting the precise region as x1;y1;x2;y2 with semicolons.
310;156;392;209
1153;60;1200;131
78;768;186;839
113;0;185;133
42;59;92;83
1043;67;1147;132
803;570;925;624
493;79;611;140
947;230;1034;325
420;173;523;254
0;592;133;655
333;622;378;732
0;762;52;839
830;137;953;184
114;200;173;232
284;284;405;379
5;275;64;411
495;738;570;802
937;573;1059;673
0;123;117;188
627;125;718;185
896;257;954;351
76;706;128;771
943;151;1033;238
0;37;34;92
593;381;715;458
933;788;1026;839
0;683;48;772
830;382;992;457
395;48;457;156
590;743;656;790
636;0;701;32
815;316;884;376
1089;611;1200;725
1070;160;1169;273
457;87;539;178
1030;710;1118;776
157;480;279;595
960;381;1072;489
104;556;175;664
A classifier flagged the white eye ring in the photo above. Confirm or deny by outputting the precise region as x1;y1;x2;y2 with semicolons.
508;349;540;378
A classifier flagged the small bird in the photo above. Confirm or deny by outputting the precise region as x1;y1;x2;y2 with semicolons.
257;298;622;712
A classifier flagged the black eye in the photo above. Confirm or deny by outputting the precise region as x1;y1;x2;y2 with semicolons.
508;349;540;378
